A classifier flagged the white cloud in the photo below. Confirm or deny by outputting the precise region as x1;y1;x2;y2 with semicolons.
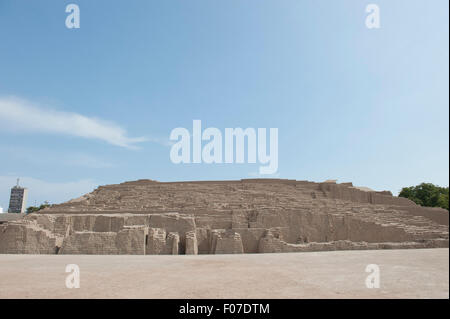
0;96;147;149
0;176;99;209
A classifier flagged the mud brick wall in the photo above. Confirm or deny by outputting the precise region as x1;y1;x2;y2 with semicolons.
1;179;448;255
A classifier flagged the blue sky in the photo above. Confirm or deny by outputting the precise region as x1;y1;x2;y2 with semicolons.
0;0;448;210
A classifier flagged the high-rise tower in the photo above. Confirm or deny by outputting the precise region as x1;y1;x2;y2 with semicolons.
8;179;28;213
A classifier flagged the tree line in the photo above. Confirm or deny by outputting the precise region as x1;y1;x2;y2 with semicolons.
399;183;449;210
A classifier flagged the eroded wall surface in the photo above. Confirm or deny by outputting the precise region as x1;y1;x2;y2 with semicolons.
0;179;448;254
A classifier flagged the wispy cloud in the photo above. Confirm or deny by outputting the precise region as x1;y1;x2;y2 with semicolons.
0;96;147;149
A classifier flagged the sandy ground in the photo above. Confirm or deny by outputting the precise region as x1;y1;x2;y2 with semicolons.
0;248;448;299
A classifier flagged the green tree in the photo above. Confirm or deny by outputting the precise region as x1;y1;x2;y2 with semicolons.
26;201;51;214
399;183;449;210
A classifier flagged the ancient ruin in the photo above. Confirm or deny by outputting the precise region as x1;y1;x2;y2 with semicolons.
0;179;448;255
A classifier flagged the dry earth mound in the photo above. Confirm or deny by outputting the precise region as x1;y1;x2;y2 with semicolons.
0;179;448;254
